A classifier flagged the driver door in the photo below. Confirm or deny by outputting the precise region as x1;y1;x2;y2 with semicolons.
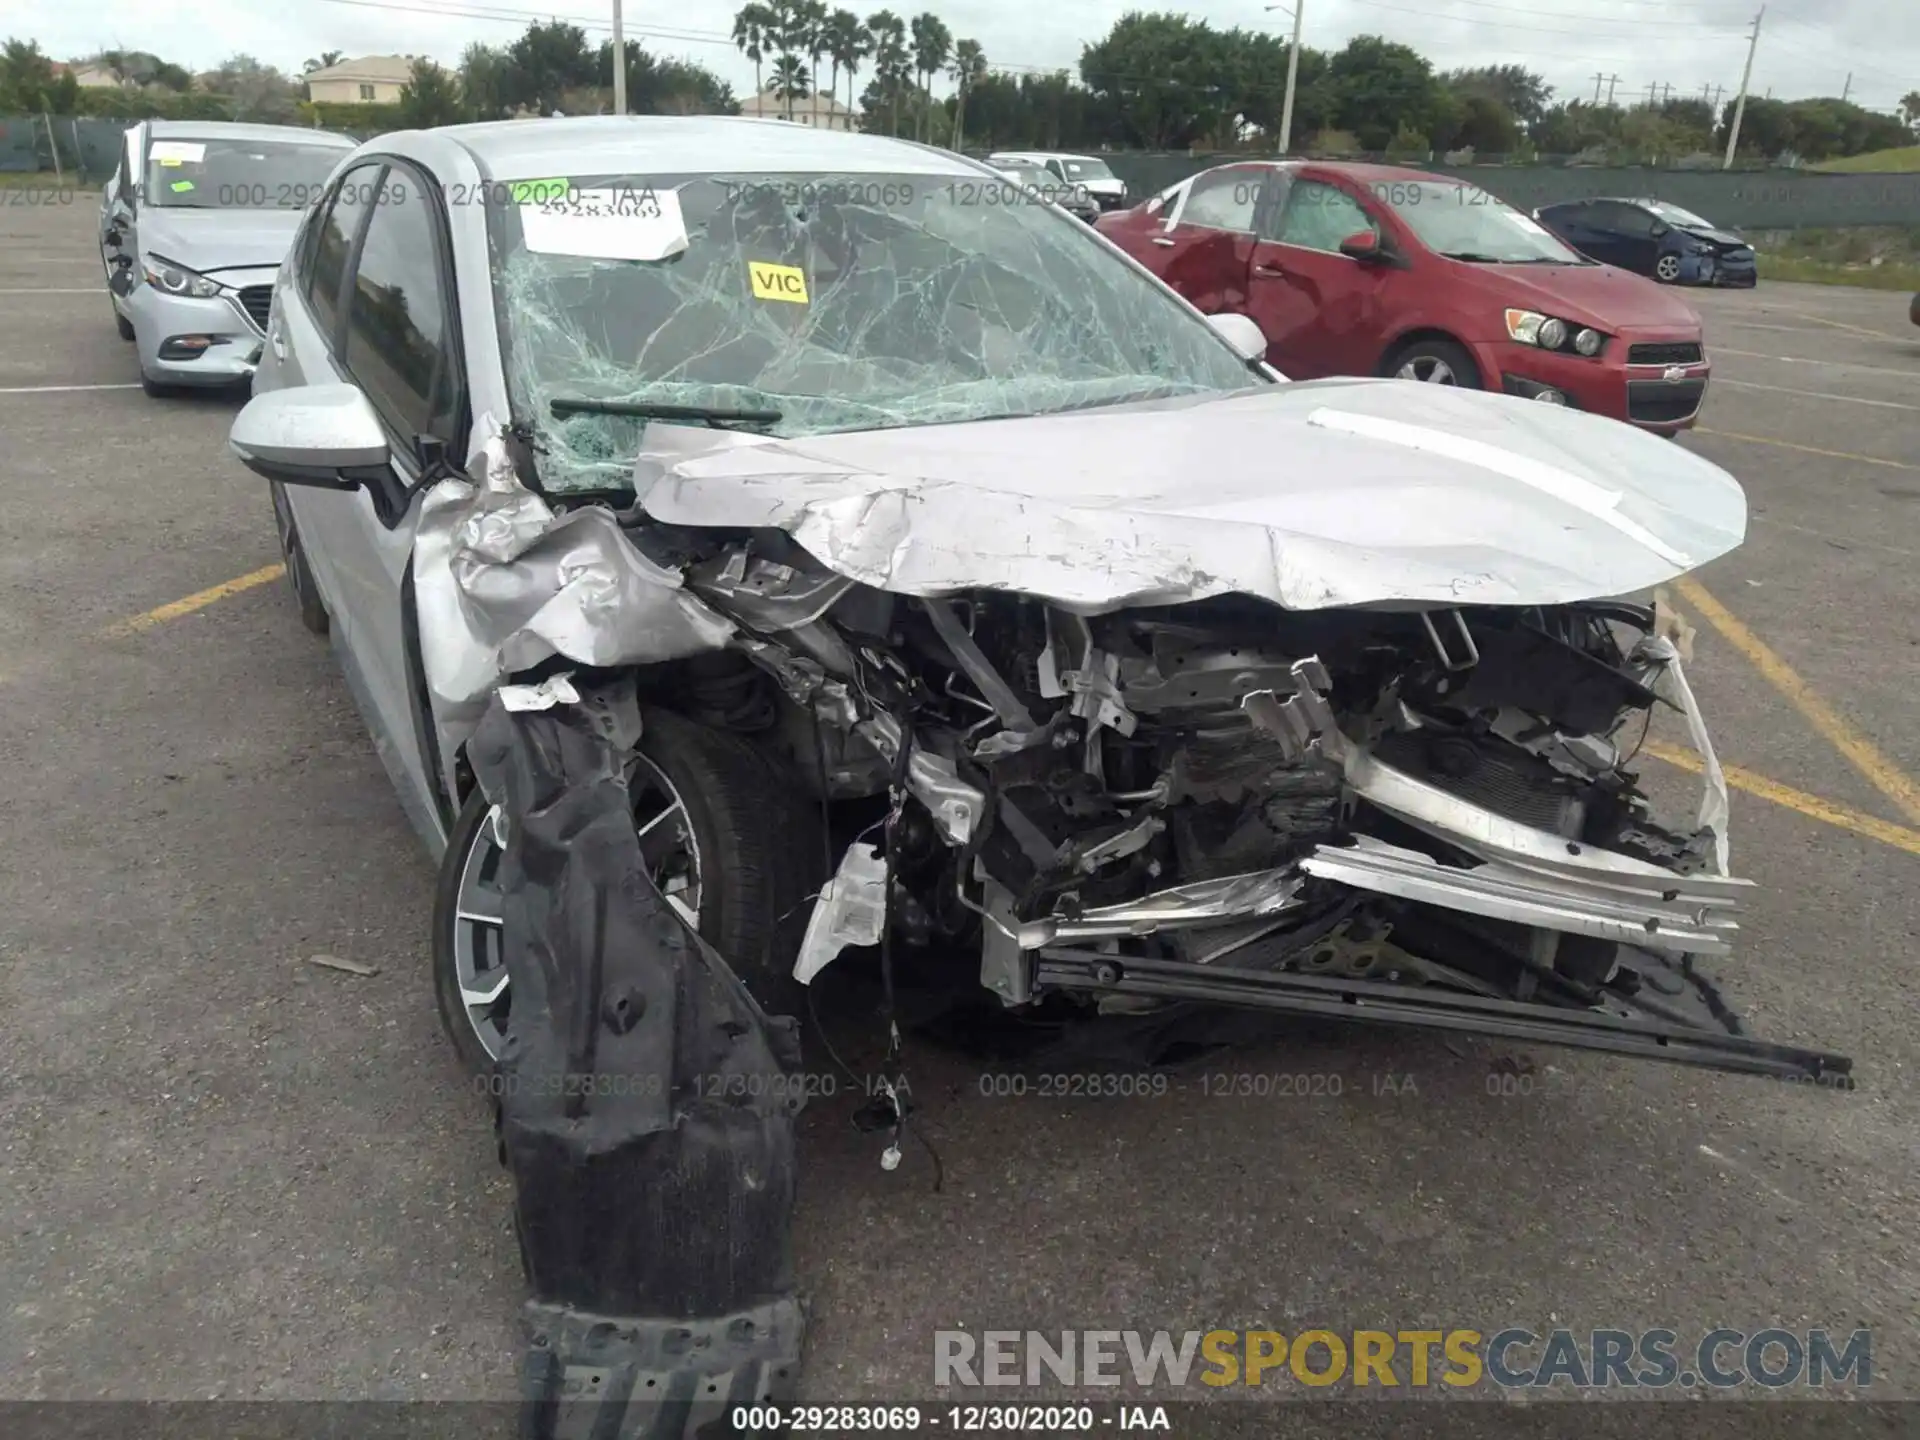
270;160;468;849
1121;165;1269;315
1244;177;1391;378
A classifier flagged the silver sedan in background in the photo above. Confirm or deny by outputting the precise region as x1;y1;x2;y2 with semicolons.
100;120;355;396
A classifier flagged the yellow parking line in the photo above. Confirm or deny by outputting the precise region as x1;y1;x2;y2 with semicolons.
101;563;286;638
1644;741;1920;859
1691;427;1916;472
1673;575;1920;827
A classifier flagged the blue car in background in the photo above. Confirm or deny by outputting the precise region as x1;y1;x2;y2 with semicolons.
1534;197;1758;288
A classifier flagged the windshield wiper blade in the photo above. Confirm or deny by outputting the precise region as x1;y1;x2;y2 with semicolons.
548;397;783;428
1439;251;1505;262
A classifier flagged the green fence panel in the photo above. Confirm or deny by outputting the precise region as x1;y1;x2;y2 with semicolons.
966;150;1920;230
0;117;40;172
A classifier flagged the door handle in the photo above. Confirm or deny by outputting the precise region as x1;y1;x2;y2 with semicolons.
1253;262;1285;276
269;326;285;361
1151;235;1176;247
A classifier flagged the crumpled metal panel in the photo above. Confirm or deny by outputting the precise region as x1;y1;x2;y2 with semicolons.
413;416;736;723
635;376;1748;613
465;678;805;1421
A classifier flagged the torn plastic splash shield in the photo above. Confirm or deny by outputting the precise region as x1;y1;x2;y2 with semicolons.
466;679;804;1437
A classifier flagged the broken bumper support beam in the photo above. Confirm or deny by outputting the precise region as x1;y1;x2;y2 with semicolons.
1032;949;1854;1086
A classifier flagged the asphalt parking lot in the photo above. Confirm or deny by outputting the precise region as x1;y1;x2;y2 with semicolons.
3;192;1918;1423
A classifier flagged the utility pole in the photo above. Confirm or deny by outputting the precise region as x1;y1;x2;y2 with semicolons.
1591;72;1620;105
611;0;627;115
1606;74;1620;104
1840;72;1851;102
1722;5;1764;170
1266;2;1305;156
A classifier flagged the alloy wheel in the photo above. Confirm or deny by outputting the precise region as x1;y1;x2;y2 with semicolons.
1396;355;1458;384
1655;255;1682;281
449;753;704;1063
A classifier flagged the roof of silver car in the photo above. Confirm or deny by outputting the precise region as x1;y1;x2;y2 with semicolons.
437;115;981;180
146;119;356;147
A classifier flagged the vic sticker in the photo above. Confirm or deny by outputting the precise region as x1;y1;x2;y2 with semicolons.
748;262;809;304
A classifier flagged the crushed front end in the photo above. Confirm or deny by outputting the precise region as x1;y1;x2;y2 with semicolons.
670;546;1850;1087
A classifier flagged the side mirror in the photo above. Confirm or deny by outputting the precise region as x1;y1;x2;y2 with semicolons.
1206;311;1268;363
229;384;391;490
1338;229;1384;261
1650;220;1670;238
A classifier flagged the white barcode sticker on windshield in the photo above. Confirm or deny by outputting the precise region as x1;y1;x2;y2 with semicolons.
519;186;688;262
149;141;206;164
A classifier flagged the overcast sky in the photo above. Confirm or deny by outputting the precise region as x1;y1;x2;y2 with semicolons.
4;0;1913;115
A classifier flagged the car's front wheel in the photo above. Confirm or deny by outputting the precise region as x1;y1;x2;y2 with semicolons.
1387;337;1481;388
431;708;823;1076
1654;253;1683;283
269;482;329;635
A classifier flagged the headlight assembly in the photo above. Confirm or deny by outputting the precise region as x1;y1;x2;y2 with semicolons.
1506;308;1605;358
141;255;221;299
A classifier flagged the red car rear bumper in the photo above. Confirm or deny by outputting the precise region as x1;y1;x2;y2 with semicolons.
1470;336;1711;435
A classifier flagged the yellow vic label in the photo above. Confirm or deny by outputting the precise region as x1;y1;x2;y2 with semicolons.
747;262;809;304
159;157;183;167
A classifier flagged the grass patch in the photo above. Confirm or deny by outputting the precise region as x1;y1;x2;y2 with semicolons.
0;171;89;191
1811;146;1920;174
1757;254;1920;290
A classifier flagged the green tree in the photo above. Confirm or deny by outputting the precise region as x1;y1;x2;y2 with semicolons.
503;19;597;113
1328;35;1440;151
398;57;466;127
865;10;910;136
732;4;776;99
1902;91;1920;133
202;54;299;122
303;51;346;74
947;38;985;148
822;10;869;118
792;0;829;113
460;42;509;119
0;38;57;110
1080;13;1231;150
1442;65;1551;129
908;12;951;142
1447;94;1519;153
770;54;810;103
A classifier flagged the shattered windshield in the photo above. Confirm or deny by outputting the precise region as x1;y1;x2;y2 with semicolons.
491;171;1259;491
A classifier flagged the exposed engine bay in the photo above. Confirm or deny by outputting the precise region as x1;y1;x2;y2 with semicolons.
608;525;1842;1085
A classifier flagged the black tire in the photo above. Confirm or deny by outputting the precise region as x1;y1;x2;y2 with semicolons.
1382;337;1481;388
139;371;176;398
431;707;826;1077
270;482;329;635
115;308;135;342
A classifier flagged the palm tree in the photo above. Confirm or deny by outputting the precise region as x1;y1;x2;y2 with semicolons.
823;9;868;124
769;54;810;108
302;50;345;74
908;12;950;144
866;10;908;137
792;0;829;121
946;39;985;149
731;4;774;102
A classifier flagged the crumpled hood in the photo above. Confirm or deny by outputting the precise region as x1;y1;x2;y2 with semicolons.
1677;225;1751;250
635;376;1748;613
138;207;303;275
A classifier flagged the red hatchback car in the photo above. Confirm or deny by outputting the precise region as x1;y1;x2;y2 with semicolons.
1097;161;1711;434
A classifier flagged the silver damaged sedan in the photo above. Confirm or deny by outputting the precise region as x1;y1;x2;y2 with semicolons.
100;120;355;396
226;114;1850;1424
